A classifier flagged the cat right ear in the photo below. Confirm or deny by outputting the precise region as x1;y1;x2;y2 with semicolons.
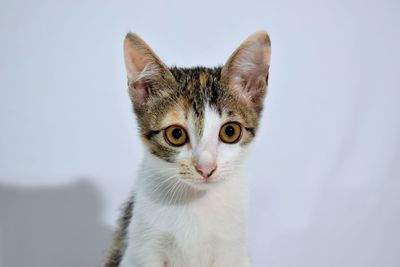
124;33;176;106
221;31;271;107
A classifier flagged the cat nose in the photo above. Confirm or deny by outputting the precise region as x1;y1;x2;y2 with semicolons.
195;162;217;180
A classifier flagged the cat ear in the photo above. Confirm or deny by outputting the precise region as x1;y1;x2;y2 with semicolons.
124;33;176;106
221;31;271;106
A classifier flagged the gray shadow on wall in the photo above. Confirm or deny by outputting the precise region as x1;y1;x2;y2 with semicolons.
0;179;114;267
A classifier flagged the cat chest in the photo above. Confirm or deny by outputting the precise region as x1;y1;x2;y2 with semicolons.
162;234;219;267
144;202;242;242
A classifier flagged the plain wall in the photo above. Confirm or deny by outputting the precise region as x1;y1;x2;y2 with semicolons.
0;0;399;266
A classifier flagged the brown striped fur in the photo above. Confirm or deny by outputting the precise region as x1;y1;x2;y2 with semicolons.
103;196;134;267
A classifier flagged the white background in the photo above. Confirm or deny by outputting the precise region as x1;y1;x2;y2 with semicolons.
0;0;399;266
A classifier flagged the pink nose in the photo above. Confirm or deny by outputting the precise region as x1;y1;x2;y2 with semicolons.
195;162;217;179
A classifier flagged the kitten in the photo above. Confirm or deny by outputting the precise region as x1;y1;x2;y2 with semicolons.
104;31;271;267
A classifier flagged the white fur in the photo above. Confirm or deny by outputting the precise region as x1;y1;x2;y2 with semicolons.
120;106;251;267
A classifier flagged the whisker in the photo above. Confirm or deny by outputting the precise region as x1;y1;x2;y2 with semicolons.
149;174;178;196
170;179;184;204
162;179;180;203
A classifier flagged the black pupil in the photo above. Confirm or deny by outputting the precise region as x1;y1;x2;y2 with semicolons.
172;128;182;139
225;125;235;137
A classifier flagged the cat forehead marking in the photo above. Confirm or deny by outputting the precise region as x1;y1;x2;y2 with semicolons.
199;72;208;88
170;111;180;122
163;108;185;127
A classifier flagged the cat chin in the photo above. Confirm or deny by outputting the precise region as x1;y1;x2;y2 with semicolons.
179;176;224;190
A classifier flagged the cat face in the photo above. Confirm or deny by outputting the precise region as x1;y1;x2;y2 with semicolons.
124;32;271;190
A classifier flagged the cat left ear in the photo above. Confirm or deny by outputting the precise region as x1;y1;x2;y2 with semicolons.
124;33;177;106
221;31;271;106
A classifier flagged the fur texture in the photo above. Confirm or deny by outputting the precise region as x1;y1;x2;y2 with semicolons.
104;31;271;267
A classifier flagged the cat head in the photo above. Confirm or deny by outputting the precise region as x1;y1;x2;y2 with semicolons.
124;32;271;191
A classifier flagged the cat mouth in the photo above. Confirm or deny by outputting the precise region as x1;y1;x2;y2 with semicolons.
179;176;220;188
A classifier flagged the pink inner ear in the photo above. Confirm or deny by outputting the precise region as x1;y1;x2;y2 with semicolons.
222;31;271;105
124;38;149;78
129;80;149;104
245;76;267;103
231;66;268;104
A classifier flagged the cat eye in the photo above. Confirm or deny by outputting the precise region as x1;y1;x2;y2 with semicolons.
219;122;242;144
164;125;188;147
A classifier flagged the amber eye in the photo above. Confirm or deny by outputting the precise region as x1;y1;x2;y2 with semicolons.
219;122;242;144
164;125;188;147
